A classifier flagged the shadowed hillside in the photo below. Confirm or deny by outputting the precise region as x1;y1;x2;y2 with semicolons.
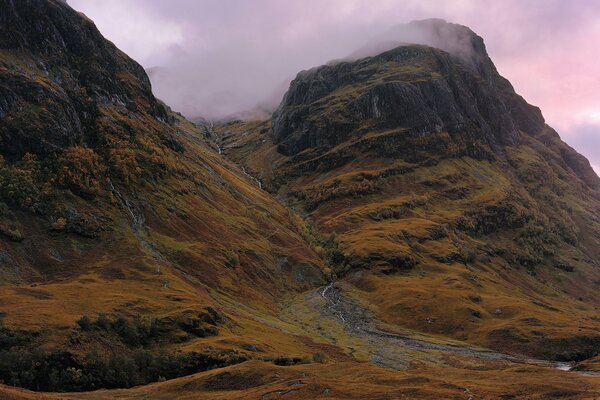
0;0;327;392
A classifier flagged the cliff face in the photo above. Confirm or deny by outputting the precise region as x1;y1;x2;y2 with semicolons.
273;26;540;153
0;0;171;160
272;20;598;190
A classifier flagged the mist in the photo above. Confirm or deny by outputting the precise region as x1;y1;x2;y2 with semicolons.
143;18;486;121
67;0;599;170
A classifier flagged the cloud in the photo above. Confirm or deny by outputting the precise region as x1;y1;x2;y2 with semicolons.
562;123;600;176
67;0;600;168
68;0;184;65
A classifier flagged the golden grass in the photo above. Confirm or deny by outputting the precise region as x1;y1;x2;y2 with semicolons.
2;359;600;399
217;117;600;362
2;42;600;397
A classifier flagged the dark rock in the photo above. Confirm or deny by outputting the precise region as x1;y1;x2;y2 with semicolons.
273;22;546;159
0;0;171;160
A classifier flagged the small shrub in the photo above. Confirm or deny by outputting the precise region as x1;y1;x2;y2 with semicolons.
321;233;347;273
8;227;23;242
76;316;92;331
224;250;239;268
0;154;43;213
555;262;574;272
272;356;308;366
461;248;478;264
312;352;327;363
95;314;112;331
55;146;106;198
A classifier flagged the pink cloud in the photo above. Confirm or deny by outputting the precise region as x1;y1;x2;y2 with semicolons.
493;17;600;133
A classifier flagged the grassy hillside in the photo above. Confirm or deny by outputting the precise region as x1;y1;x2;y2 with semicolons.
3;359;600;399
0;0;327;392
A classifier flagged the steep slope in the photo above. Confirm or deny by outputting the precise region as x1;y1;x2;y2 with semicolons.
217;19;600;362
0;0;327;392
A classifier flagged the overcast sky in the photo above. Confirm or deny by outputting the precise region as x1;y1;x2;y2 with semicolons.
68;0;600;173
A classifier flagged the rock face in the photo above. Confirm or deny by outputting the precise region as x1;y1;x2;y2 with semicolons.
272;20;599;191
0;0;169;160
273;20;545;158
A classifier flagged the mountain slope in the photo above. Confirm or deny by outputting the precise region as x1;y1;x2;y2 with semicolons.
0;0;328;392
217;19;600;362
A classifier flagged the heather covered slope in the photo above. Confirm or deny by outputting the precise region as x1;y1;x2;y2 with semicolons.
0;0;323;307
0;0;323;293
216;20;600;362
0;0;326;391
3;360;600;400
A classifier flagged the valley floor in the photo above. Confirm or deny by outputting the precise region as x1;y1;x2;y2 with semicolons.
3;281;600;400
284;282;583;371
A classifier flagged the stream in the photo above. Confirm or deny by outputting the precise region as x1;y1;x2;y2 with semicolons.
108;177;174;276
316;282;599;375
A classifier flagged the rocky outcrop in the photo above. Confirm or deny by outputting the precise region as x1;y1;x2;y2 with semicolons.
273;20;545;160
0;0;169;160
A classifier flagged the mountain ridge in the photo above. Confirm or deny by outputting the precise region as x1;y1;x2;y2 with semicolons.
0;0;332;393
271;20;600;190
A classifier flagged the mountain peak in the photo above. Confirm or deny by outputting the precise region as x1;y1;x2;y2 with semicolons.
215;19;600;386
273;27;545;160
0;0;170;160
347;19;499;87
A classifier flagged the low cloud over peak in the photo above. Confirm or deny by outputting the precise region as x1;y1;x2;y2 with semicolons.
68;0;600;172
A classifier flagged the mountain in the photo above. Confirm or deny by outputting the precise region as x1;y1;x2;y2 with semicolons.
0;0;327;393
1;4;599;399
218;19;600;361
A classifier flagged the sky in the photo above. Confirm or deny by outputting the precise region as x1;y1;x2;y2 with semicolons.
67;0;600;174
